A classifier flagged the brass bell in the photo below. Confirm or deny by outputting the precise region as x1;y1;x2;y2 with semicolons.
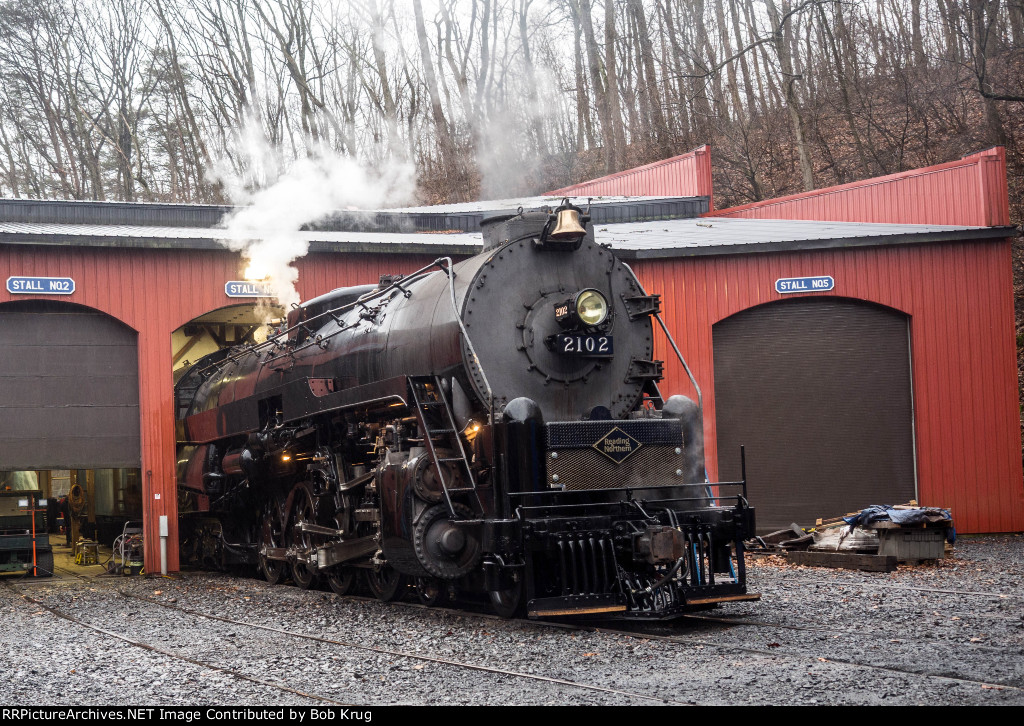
549;208;587;240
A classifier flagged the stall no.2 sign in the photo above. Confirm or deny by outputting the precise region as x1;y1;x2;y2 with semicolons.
6;276;76;295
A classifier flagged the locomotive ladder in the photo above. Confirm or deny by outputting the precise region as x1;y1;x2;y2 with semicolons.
409;376;484;518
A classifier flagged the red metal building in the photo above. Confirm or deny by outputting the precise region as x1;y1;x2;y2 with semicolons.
1;148;1020;573
554;146;1022;534
549;145;715;208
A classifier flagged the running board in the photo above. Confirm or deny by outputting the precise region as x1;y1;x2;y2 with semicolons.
528;593;627;618
685;592;762;606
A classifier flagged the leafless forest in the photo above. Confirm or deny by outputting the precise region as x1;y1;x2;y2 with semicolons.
0;0;1020;212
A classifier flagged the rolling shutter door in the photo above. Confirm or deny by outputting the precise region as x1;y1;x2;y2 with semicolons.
713;298;915;532
0;301;140;469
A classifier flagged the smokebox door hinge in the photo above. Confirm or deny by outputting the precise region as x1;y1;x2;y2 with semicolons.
621;294;661;320
625;358;664;383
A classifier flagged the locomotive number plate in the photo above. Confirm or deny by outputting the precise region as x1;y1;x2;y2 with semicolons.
555;334;613;357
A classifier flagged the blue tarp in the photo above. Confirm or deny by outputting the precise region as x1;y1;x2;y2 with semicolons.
844;505;956;543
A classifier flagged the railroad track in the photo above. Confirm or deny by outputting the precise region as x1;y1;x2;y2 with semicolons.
121;583;1024;694
787;577;1023;600
4;571;1020;703
594;625;1022;693
289;587;1024;690
668;611;1020;651
2;580;688;706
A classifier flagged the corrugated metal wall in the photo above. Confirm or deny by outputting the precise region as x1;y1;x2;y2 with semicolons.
632;239;1024;534
0;245;453;572
710;148;1010;227
547;145;714;207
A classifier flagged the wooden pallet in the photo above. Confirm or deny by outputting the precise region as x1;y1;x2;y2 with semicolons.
786;551;898;572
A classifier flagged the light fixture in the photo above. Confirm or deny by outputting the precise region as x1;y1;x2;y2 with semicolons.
555;288;609;328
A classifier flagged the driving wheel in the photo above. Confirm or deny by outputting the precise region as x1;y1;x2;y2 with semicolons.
288;483;320;589
365;566;405;601
258;497;286;585
326;566;357;596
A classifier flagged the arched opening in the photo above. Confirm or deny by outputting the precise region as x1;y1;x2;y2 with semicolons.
713;297;916;532
170;302;284;567
0;300;142;553
172;303;284;382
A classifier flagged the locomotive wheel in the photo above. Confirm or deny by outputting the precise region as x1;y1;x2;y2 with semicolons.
289;483;320;590
326;566;357;596
258;498;286;586
488;578;525;619
414;577;449;607
364;566;406;602
412;503;481;578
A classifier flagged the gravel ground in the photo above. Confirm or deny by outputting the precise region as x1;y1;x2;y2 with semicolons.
0;534;1021;705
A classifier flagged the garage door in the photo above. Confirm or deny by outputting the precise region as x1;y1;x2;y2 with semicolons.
0;301;140;468
713;298;915;532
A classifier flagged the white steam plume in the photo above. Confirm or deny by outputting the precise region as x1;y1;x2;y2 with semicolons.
212;117;415;310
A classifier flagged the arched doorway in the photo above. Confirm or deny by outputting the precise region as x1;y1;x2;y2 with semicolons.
713;297;916;531
0;300;142;546
172;303;283;381
170;302;284;567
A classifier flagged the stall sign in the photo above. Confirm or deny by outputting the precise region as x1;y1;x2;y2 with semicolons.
775;276;834;294
6;276;75;295
225;281;275;298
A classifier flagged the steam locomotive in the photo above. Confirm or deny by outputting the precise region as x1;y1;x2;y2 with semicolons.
175;201;757;619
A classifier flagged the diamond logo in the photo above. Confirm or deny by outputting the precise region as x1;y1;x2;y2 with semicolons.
593;427;643;464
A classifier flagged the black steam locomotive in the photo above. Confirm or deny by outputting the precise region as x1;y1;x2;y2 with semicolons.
175;202;757;618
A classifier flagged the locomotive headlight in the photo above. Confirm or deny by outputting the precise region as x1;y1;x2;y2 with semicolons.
575;289;609;327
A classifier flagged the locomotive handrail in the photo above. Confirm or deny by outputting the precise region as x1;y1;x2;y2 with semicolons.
512;494;749;518
507;482;748;500
654;312;703;414
189;259;449;378
436;256;494;406
619;263;703;414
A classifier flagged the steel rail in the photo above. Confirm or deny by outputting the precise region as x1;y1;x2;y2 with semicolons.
112;590;690;706
589;625;1023;692
673;612;1016;653
786;577;1023;600
336;588;1024;693
127;575;1023;696
5;584;348;705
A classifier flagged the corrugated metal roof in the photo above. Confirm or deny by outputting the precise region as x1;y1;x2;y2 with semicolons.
0;222;482;252
388;194;690;214
311;195;709;232
597;217;1014;257
0;193;708;231
0;216;1012;256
